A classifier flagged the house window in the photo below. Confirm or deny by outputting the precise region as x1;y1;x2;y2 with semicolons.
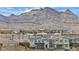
38;40;41;43
60;40;63;42
42;40;44;43
55;40;58;42
49;44;53;48
35;40;37;42
46;45;48;48
65;40;67;42
65;44;68;47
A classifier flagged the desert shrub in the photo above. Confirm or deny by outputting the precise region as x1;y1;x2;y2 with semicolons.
19;41;30;50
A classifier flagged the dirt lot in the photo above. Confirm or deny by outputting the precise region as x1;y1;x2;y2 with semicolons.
0;46;25;51
71;47;79;51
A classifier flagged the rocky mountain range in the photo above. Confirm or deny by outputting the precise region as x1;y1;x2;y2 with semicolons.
0;7;79;33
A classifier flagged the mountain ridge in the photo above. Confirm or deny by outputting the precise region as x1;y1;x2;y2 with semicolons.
0;7;78;33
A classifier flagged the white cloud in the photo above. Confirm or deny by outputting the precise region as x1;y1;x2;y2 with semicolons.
24;9;32;12
24;7;42;12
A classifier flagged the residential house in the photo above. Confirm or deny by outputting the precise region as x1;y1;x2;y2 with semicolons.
28;32;50;49
51;33;70;50
69;38;79;48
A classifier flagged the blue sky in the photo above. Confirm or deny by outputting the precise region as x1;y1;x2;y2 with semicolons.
0;7;79;16
53;7;79;16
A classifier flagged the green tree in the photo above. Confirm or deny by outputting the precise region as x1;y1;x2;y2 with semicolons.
24;41;30;51
0;43;3;50
19;41;30;51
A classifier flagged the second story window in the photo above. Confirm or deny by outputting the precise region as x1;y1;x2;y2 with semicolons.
60;40;63;42
65;40;67;42
38;40;41;43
